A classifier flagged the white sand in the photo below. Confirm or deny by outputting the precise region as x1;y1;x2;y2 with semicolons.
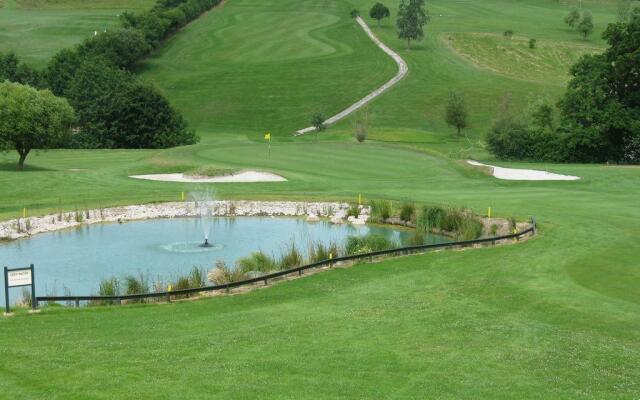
467;160;580;181
295;16;408;135
129;171;286;183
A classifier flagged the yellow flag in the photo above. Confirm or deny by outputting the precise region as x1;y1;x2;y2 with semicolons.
264;133;271;141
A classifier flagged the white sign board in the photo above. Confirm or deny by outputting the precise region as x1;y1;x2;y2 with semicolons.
7;269;32;287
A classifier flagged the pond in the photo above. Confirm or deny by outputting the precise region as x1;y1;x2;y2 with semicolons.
0;217;446;302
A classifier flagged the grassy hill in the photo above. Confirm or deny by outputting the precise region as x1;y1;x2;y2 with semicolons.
1;0;639;398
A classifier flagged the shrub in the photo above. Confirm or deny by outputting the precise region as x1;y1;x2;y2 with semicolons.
345;234;396;255
416;206;446;232
236;251;277;274
124;273;149;295
308;241;340;263
370;200;392;222
350;9;360;18
529;38;537;49
208;260;247;285
459;218;484;240
354;121;367;142
278;243;303;270
399;203;415;222
188;266;207;288
347;204;360;218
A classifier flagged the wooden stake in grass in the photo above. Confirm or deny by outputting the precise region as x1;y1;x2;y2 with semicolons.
264;132;271;157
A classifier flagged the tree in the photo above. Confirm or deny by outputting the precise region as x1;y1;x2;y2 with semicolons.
370;2;390;26
66;58;197;149
311;113;326;135
559;7;640;162
0;52;44;88
577;10;594;39
444;92;468;135
503;29;514;41
350;9;360;19
0;82;75;170
396;0;429;49
565;8;580;30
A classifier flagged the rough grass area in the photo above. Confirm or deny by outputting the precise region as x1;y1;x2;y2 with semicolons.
445;32;602;84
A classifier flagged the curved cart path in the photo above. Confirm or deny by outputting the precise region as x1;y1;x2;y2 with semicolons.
294;16;408;135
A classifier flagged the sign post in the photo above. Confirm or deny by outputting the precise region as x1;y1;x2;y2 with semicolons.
3;264;36;315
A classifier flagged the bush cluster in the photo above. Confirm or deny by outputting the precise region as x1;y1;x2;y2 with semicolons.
1;0;223;149
416;205;484;240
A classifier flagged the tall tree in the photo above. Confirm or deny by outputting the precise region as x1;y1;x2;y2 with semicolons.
577;10;594;39
396;0;429;49
369;2;390;26
444;92;468;135
0;82;75;170
565;8;581;30
559;8;640;162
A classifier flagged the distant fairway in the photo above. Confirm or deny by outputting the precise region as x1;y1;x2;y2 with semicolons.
0;0;154;67
1;0;639;398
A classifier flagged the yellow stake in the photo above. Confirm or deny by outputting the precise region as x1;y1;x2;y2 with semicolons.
358;194;362;206
181;192;185;201
168;284;173;292
488;207;491;219
329;252;333;260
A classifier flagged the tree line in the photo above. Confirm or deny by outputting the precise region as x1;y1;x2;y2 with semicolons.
1;0;223;169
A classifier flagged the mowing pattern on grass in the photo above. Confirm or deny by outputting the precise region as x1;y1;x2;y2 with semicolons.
445;32;602;84
295;16;408;135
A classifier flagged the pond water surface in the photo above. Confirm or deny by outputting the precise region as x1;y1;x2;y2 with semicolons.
0;217;446;302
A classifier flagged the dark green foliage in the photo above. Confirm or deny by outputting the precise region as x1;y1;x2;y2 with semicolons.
397;0;429;49
0;52;44;88
65;58;197;149
188;267;207;288
445;91;468;135
0;81;75;170
399;203;415;222
350;9;360;18
558;9;639;162
345;234;397;255
347;204;360;218
529;38;537;49
370;2;390;26
503;29;514;40
124;273;150;304
76;29;151;69
312;113;326;132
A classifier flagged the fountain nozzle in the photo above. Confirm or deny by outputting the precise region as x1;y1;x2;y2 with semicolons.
200;238;212;248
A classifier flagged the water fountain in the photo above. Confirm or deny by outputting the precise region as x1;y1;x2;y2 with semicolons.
189;188;216;248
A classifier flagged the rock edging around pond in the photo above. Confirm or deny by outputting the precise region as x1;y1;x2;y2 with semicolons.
0;201;370;241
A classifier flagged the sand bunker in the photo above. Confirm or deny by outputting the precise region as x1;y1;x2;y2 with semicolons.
467;160;580;181
130;171;287;183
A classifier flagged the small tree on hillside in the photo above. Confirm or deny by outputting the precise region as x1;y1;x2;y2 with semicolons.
350;9;360;19
311;113;325;140
370;2;390;26
396;0;429;49
565;8;581;30
0;81;75;170
444;92;468;135
577;10;594;39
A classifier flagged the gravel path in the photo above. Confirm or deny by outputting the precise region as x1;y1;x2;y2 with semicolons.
467;160;580;181
294;16;408;135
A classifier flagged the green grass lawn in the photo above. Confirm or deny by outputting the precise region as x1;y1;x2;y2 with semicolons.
1;0;639;398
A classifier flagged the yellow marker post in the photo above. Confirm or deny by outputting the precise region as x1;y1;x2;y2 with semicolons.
264;132;271;158
181;191;185;201
488;207;491;219
329;252;334;267
358;194;362;206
